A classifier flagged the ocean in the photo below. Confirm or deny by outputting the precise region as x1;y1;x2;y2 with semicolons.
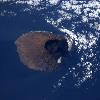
0;0;100;100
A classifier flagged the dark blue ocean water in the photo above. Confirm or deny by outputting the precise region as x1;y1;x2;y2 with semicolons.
0;1;100;100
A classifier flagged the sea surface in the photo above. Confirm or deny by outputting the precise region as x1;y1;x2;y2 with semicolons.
0;0;100;100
